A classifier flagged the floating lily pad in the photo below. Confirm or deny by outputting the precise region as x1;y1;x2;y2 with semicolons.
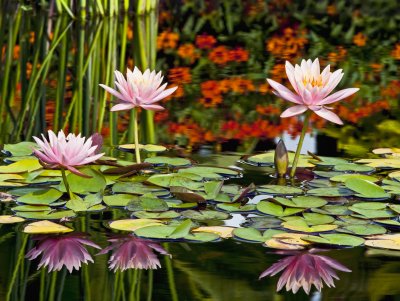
256;201;303;217
244;216;282;229
166;200;198;209
2;142;37;156
306;179;334;188
265;233;313;250
146;174;202;190
233;228;284;243
17;188;63;205
0;158;42;174
313;171;343;178
0;215;25;224
245;152;313;167
309;156;348;167
181;210;230;221
338;224;386;236
257;185;303;196
282;213;335;225
109;219;163;231
281;219;337;233
59;168;107;194
178;166;240;179
302;233;365;247
126;196;169;212
12;205;52;212
103;194;137;207
183;232;220;242
112;182;169;196
118;144;167;152
23;220;73;234
170;186;206;203
216;203;256;213
349;205;395;219
307;187;354;197
15;210;76;220
131;211;181;219
311;205;350;216
365;234;400;250
273;196;327;208
333;163;375;173
144;156;191;167
192;226;235;238
330;174;379;183
345;178;389;199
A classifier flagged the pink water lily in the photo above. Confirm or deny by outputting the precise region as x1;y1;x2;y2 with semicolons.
99;67;177;112
267;58;359;124
26;233;101;273
98;235;171;272
259;250;351;294
33;130;104;177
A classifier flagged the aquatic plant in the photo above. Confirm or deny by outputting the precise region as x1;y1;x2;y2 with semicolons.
98;235;170;271
100;67;177;163
33;130;104;198
267;58;359;177
259;250;351;294
25;233;101;273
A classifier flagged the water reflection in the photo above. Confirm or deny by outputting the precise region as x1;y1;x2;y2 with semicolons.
98;235;171;271
260;249;351;295
26;233;100;273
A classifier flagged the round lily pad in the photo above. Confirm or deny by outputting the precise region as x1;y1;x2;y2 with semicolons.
0;215;25;224
256;201;303;217
17;188;63;205
103;194;138;207
181;210;230;221
144;156;191;167
109;219;163;231
118;144;167;152
330;174;379;183
345;178;390;199
307;187;354;197
233;228;284;243
216;203;256;213
281;219;338;233
338;224;386;236
131;211;181;219
23;220;73;234
302;233;365;247
273;196;327;208
333;163;375;173
15;210;76;220
257;185;303;196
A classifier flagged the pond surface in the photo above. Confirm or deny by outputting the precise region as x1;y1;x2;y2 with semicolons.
1;1;400;300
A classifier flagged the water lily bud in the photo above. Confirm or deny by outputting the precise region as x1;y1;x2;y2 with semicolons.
274;140;289;177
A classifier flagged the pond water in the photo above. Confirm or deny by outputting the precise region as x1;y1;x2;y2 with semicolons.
1;1;400;300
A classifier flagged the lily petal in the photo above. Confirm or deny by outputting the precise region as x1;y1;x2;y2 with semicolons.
313;108;343;124
319;88;359;105
267;79;302;104
280;105;308;118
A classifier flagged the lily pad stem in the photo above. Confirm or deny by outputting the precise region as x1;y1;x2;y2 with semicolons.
61;168;73;199
133;108;141;164
290;111;311;178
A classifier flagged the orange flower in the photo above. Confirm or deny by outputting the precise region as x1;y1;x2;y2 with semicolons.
230;77;255;94
157;31;179;50
327;46;347;63
127;25;133;40
269;63;286;82
370;63;383;73
201;80;221;97
29;32;35;43
208;46;230;65
326;4;336;15
177;43;199;63
257;82;270;94
391;43;400;60
168;67;192;84
266;28;308;59
195;34;217;49
155;110;169;123
199;95;223;108
228;48;249;62
353;32;367;47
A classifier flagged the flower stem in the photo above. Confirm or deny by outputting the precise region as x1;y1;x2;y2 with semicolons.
290;111;311;178
133;108;141;164
61;168;73;199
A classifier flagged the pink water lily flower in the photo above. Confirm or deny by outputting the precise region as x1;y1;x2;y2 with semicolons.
98;235;171;272
26;233;101;273
259;250;351;294
99;67;177;112
33;130;104;177
267;58;359;124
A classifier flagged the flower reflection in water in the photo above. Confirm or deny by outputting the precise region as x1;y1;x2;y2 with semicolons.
26;233;101;273
259;249;351;294
98;235;171;272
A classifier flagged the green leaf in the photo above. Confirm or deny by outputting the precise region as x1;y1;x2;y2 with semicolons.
302;233;365;247
181;210;230;221
345;178;389;199
257;201;303;217
144;156;191;167
3;142;37;156
273;196;327;208
168;219;193;239
103;194;138;207
17;188;63;205
0;158;42;173
126;195;169;212
257;185;303;196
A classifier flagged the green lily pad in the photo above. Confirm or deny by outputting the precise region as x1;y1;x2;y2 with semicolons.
126;195;169;212
170;186;206;203
2;142;37;156
307;187;354;197
302;233;365;247
166;200;198;209
330;174;379;183
338;224;386;236
333;163;375;173
131;211;181;219
17;188;63;205
118;144;167;152
178;166;240;179
146;174;202;190
273;196;327;208
311;205;350;216
309;156;348;167
256;201;303;217
245;216;282;229
15;210;76;220
103;194;138;207
12;205;51;212
183;232;220;242
245;152;313;167
233;228;284;243
112;182;169;196
345;178;390;199
181;210;230;221
257;185;303;196
306;179;334;188
349;205;395;219
281;219;338;233
0;158;42;173
144;156;191;167
59;168;107;194
282;213;335;225
313;171;343;178
216;203;256;213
